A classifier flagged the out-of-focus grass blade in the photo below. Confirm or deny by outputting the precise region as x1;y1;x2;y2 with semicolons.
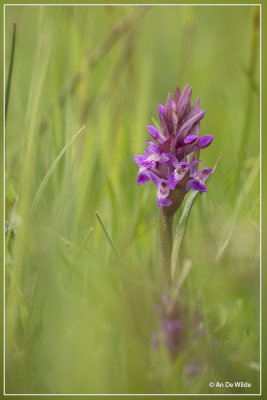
6;20;53;352
84;30;135;122
78;226;94;258
168;259;192;313
234;6;259;187
239;62;260;96
39;6;150;133
171;155;223;281
40;226;96;263
95;211;122;264
5;22;16;122
32;125;86;211
217;154;259;260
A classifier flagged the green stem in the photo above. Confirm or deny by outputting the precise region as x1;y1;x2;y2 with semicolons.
234;6;259;188
159;211;173;287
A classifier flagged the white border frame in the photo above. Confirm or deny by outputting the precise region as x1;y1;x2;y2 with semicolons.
3;2;262;396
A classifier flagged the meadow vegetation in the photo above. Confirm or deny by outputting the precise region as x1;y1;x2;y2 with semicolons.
5;5;260;394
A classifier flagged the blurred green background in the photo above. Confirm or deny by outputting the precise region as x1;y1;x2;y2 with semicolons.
5;5;260;394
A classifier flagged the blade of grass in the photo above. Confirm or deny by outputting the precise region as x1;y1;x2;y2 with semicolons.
78;226;94;258
171;155;223;282
39;6;150;133
40;226;95;259
6;17;53;356
5;22;16;122
217;154;259;260
83;30;135;121
95;211;122;264
234;6;259;188
168;259;192;313
32;125;86;211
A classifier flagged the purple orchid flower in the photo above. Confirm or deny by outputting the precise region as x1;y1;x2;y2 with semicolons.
152;294;184;358
186;155;213;193
134;142;170;170
149;172;172;209
152;294;208;360
134;85;214;210
167;155;202;190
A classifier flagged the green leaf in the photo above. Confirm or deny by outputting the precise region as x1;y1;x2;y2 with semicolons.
171;191;198;281
171;155;223;282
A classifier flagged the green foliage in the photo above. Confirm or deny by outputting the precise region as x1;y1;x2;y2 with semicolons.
5;5;260;395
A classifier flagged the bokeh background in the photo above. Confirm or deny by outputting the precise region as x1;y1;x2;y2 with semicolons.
5;5;260;394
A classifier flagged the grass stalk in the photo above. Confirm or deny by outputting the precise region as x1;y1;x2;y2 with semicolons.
6;16;52;362
5;22;16;123
39;6;150;133
234;6;259;187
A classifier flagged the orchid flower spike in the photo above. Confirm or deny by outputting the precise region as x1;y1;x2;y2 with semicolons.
134;85;214;215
